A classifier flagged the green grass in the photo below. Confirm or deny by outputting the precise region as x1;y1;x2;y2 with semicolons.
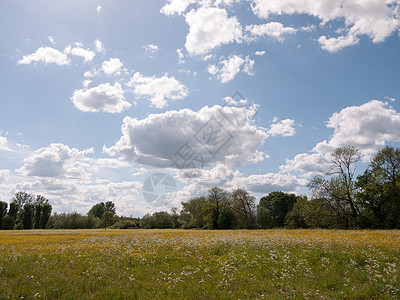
0;229;399;299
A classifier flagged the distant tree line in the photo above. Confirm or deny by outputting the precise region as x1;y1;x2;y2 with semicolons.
1;145;399;230
0;192;52;230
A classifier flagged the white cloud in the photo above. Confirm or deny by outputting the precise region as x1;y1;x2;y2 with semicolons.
47;36;56;45
96;5;102;13
160;0;197;16
142;44;159;53
0;169;10;183
185;7;242;55
268;118;296;137
0;135;12;151
208;55;254;83
104;104;267;169
128;72;188;108
251;0;400;51
318;34;359;52
255;50;266;56
233;172;307;194
101;58;123;75
17;143;93;179
18;47;70;65
279;153;331;177
70;82;131;113
246;22;297;41
280;99;400;176
64;44;95;62
313;100;400;157
95;39;105;53
177;48;185;64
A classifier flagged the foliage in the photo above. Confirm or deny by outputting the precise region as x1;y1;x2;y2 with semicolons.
257;191;297;228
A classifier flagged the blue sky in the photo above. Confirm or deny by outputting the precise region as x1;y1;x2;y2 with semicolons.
1;0;400;216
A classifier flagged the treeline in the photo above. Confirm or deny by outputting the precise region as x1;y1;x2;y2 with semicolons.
140;145;400;230
0;192;52;230
1;145;399;230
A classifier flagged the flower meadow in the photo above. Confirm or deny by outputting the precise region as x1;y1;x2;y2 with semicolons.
0;229;399;299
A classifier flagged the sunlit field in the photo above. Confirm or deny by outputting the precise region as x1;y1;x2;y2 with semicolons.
0;229;399;299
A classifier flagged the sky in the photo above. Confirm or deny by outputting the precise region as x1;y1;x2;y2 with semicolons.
1;0;400;217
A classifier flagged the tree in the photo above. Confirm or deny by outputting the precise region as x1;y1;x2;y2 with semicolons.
284;196;308;229
356;146;400;228
13;191;34;208
102;211;117;228
231;188;256;229
2;215;15;230
0;201;7;230
207;187;228;229
180;197;209;229
20;203;34;229
308;147;361;228
40;202;52;229
104;201;116;214
217;207;236;229
8;201;19;220
88;202;105;219
330;146;361;219
257;192;297;228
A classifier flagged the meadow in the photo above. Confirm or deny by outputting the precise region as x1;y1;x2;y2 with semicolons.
0;229;399;299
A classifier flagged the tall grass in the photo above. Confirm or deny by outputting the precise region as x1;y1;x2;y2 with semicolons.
0;229;399;299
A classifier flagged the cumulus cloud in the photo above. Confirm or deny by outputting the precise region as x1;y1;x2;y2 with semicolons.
101;58;123;75
280;99;400;176
95;40;105;53
18;46;70;65
255;50;266;56
0;169;10;183
177;48;186;64
233;172;306;194
318;34;359;52
64;44;95;62
70;82;131;113
128;72;188;108
208;55;254;83
142;44;159;53
251;0;400;51
314;100;400;157
160;0;197;16
104;104;267;169
0;135;12;151
177;163;304;199
17;143;94;179
268;118;296;137
279;153;331;177
246;22;297;41
185;7;242;55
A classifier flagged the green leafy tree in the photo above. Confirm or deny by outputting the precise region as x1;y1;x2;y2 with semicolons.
104;201;116;214
8;201;19;221
88;202;105;219
207;187;228;229
2;215;15;230
0;201;7;230
231;188;256;229
20;203;34;229
217;207;236;229
284;196;309;229
102;211;117;228
257;191;297;228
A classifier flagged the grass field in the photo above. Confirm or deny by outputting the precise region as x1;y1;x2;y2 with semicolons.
0;229;399;299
